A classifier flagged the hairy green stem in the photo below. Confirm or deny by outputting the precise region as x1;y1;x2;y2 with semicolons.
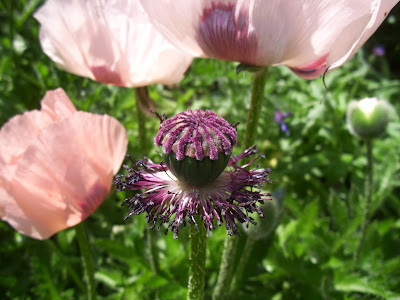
213;68;268;300
135;87;148;153
134;87;161;281
146;229;160;274
242;67;268;150
229;237;256;294
188;216;207;300
212;236;238;300
75;223;96;300
354;139;373;265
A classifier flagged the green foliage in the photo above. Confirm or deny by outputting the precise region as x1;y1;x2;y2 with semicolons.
1;1;400;299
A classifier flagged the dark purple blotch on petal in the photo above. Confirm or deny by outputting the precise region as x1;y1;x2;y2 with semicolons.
91;66;124;86
196;2;258;65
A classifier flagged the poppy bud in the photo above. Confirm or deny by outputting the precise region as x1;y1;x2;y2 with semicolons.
347;97;390;140
243;196;281;240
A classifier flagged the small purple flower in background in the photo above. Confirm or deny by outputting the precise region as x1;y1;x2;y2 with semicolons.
274;111;292;135
373;44;386;56
114;109;272;238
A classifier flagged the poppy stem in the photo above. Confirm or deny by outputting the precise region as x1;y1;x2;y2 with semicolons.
212;236;238;300
242;67;268;150
228;237;256;294
213;67;268;300
354;139;374;266
75;223;96;300
134;87;161;279
145;229;160;274
135;87;149;153
188;216;207;300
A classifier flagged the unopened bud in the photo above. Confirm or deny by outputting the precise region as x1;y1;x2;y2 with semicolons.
243;196;281;240
347;97;390;140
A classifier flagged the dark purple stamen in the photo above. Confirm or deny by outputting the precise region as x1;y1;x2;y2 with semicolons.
114;145;273;238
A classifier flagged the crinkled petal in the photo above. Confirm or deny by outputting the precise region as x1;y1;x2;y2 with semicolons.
2;112;127;239
35;0;192;87
34;0;100;80
0;186;40;237
327;0;398;71
40;88;77;119
0;110;51;169
251;0;377;67
0;89;76;169
289;55;328;80
140;0;398;76
139;0;223;57
106;1;192;86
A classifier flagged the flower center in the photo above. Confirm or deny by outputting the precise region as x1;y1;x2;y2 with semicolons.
154;109;237;161
154;109;237;187
196;2;258;65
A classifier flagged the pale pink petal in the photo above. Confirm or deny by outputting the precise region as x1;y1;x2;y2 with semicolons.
70;112;128;177
249;0;381;67
0;186;45;239
0;111;52;168
289;54;328;80
34;0;99;80
34;0;192;87
196;1;257;64
327;0;398;71
105;1;193;86
140;0;398;77
40;88;77;120
6;112;127;240
139;0;219;57
35;0;128;85
0;89;76;170
141;0;371;66
0;88;128;239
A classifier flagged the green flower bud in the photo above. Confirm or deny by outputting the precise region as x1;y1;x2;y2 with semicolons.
243;195;281;240
347;97;390;140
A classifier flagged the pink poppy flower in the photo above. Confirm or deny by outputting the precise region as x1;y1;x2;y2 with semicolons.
115;109;272;238
0;88;128;240
34;0;192;87
139;0;398;79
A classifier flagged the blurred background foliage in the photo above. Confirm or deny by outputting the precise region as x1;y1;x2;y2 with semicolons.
1;1;400;299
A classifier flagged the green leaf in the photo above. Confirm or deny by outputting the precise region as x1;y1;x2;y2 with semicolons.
335;275;400;299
